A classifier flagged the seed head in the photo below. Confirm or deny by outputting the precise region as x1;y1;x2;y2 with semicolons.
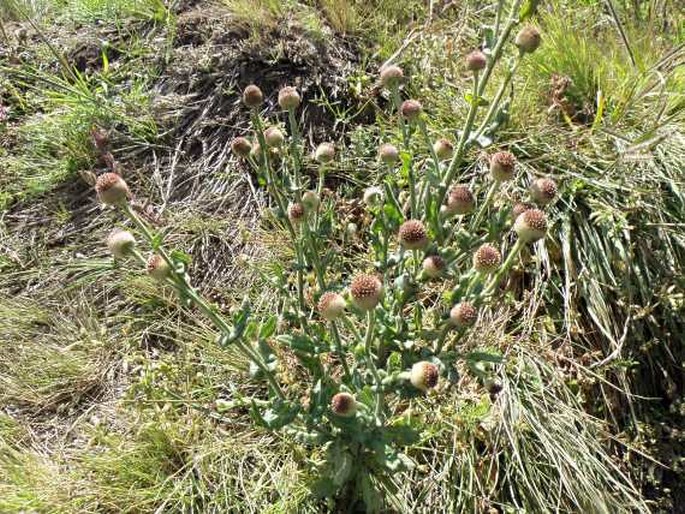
231;137;252;158
288;202;306;224
465;50;487;72
264;126;285;148
363;186;384;207
331;392;357;417
422;255;445;278
379;64;403;88
90;126;109;151
473;243;502;273
350;274;383;311
400;99;422;121
490;151;516;182
446;185;475;215
512;201;533;219
242;84;263;108
379;143;399;164
410;361;439;392
530;177;558;205
95;172;130;205
449;302;477;328
301;191;319;212
399;219;428;250
278;86;300;110
433;138;454;161
312;142;335;164
318;292;346;321
515;25;542;54
514;208;547;243
106;230;136;258
147;254;171;280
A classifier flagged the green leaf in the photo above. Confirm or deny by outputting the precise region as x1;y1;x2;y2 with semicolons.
259;315;277;340
464;93;489;107
170;249;192;265
519;0;540;20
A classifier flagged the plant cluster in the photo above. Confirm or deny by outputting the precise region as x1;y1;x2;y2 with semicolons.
93;2;562;509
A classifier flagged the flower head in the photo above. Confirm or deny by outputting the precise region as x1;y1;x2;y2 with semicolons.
465;50;487;72
433;138;454;160
288;202;306;224
331;392;357;417
314;142;335;163
106;230;136;258
242;84;263;108
231;137;252;158
446;185;475;215
514;208;547;243
422;255;445;278
379;143;399;164
515;26;542;54
512;201;533;219
318;292;346;321
399;219;428;250
400;99;422;121
410;361;439;391
473;243;502;273
95;172;130;205
449;302;477;328
147;254;171;280
490;151;516;182
278;86;300;110
350;274;383;311
301;191;319;212
363;186;384;207
264;126;285;148
530;177;558;205
380;64;403;88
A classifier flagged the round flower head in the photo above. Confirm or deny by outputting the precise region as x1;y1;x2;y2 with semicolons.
288;202;306;224
231;137;252;158
399;220;428;250
449;302;477;328
473;243;502;274
264;127;285;148
400;99;422;121
314;142;335;163
410;361;439;392
301;191;319;212
91;126;109;151
278;86;300;110
379;64;403;88
512;201;533;220
465;50;487;72
106;230;136;258
331;392;357;417
490;151;516;182
514;208;547;243
242;84;263;108
379;143;399;164
147;254;171;280
446;185;475;215
530;177;558;205
515;25;542;54
95;172;130;205
350;274;383;311
422;255;445;278
433;138;454;161
318;292;346;321
363;186;384;207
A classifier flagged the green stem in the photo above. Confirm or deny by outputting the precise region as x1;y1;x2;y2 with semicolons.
363;310;384;420
331;321;353;384
433;324;451;355
483;238;524;297
472;56;521;142
470;181;499;233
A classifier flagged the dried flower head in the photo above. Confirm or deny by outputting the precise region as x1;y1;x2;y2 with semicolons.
278;86;300;110
379;143;400;164
490;151;516;182
90;126;109;151
231;137;252;158
147;254;171;280
400;99;422;120
288;202;306;223
318;292;346;321
106;230;136;258
363;186;384;207
380;64;403;88
410;361;439;391
473;243;502;273
446;185;475;215
399;220;428;250
433;138;454;161
530;177;558;205
449;302;477;328
422;255;445;278
301;191;319;212
331;392;357;417
314;142;335;164
264;127;285;148
242;84;263;108
515;26;542;54
514;208;547;243
95;172;130;205
512;202;533;219
350;274;383;311
465;50;487;72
